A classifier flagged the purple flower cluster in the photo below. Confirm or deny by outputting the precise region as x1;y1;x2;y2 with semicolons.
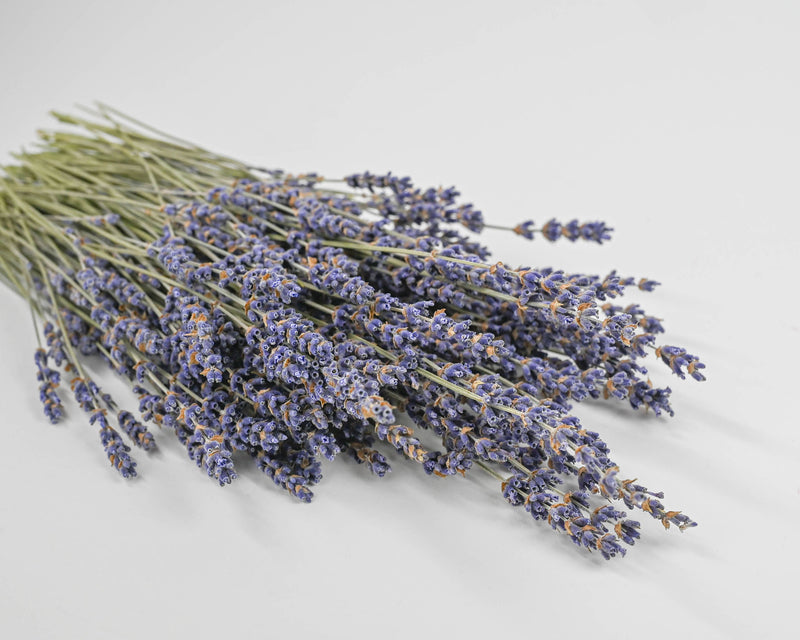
2;113;704;560
34;348;63;423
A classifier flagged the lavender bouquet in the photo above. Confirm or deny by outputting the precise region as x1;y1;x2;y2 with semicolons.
0;105;704;559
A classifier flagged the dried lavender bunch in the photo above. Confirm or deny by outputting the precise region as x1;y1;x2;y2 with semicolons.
0;105;704;559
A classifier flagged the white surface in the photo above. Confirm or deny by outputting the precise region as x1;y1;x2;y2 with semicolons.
1;2;798;638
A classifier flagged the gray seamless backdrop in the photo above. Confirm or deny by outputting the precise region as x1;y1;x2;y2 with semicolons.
1;2;797;638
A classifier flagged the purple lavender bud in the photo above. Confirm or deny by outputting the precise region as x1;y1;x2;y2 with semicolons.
512;220;536;240
348;443;391;477
614;519;641;545
637;278;660;292
579;221;613;243
541;219;563;242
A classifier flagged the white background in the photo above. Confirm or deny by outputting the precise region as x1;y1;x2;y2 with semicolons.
1;1;798;638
